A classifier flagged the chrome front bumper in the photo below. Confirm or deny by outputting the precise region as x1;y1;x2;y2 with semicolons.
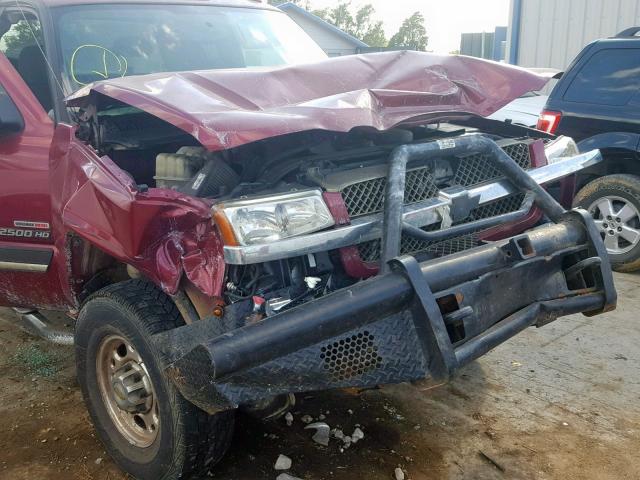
224;150;602;265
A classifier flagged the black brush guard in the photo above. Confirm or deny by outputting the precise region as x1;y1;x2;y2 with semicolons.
157;135;617;414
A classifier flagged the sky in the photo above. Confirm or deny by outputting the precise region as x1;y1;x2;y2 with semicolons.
307;0;511;54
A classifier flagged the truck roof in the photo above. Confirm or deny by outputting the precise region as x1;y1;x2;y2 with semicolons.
26;0;276;10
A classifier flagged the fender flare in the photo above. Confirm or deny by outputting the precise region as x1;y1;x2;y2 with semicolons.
577;132;640;155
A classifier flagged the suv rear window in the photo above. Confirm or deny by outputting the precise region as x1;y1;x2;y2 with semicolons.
564;48;640;106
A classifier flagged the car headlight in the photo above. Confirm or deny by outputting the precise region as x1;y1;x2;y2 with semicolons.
545;136;579;164
213;190;335;246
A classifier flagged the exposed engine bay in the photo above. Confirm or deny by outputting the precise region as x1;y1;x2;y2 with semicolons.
80;101;549;328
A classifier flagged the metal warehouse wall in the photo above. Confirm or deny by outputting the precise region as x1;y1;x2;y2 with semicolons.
507;0;640;69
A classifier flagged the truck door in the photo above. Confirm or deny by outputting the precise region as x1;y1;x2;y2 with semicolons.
0;18;68;308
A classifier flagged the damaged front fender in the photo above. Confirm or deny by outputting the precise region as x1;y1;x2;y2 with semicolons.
50;124;225;299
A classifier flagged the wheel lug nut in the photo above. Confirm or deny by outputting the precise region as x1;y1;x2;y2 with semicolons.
603;223;608;228
618;227;622;232
606;215;613;220
615;217;621;223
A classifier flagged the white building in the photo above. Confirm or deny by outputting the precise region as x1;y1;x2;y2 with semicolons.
506;0;640;69
279;2;368;57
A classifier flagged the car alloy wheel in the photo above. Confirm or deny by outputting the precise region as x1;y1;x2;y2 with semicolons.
588;195;640;255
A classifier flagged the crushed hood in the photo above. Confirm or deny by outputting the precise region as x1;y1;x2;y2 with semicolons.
66;51;548;152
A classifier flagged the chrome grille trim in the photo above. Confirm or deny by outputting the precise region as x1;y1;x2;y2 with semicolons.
356;194;526;262
342;141;532;218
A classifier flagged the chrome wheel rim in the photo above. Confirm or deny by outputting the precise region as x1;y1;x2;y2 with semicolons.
96;335;159;447
588;195;640;255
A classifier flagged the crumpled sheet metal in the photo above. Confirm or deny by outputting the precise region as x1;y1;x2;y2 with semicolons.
49;125;225;298
66;51;548;152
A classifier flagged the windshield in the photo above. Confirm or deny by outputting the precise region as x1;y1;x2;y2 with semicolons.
53;4;327;93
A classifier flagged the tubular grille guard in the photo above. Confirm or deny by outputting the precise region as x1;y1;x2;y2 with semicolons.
163;209;616;414
341;141;532;219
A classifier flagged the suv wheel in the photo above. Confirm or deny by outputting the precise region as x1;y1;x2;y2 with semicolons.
75;279;235;480
573;174;640;272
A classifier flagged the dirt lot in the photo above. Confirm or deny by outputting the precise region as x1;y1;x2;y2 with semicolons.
0;273;638;480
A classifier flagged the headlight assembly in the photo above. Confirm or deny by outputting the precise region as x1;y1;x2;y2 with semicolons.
213;190;335;246
545;136;579;164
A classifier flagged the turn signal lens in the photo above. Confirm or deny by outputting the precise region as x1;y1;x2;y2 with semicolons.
536;110;562;134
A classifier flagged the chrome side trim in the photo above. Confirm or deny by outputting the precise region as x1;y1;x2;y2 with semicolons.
0;261;48;272
223;150;602;265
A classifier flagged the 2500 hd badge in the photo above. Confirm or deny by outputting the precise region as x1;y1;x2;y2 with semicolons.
0;221;51;239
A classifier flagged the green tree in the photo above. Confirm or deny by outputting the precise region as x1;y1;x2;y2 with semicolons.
313;2;387;48
353;5;386;47
1;20;43;58
389;12;428;51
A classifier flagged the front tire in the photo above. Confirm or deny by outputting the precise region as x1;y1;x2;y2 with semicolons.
75;280;234;480
573;174;640;272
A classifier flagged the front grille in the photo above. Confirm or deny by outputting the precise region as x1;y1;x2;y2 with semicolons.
341;168;438;218
453;142;530;187
356;194;526;263
341;141;531;219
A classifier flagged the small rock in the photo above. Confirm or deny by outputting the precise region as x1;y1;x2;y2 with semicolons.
95;458;103;465
305;422;330;446
351;427;365;443
347;409;354;415
276;474;303;480
40;439;47;443
318;414;326;420
301;415;313;424
562;422;569;426
285;412;294;427
274;454;292;471
331;428;345;441
394;467;405;480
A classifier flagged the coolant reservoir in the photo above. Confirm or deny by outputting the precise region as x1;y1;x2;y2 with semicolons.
154;147;206;189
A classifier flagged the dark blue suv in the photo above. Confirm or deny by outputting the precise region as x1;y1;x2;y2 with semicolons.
540;27;640;272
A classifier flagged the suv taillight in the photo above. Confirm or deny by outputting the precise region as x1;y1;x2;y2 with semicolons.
536;110;562;134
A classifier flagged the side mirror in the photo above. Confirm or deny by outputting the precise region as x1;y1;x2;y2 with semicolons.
0;87;24;138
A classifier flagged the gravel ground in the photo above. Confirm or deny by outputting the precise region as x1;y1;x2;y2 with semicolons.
0;272;638;480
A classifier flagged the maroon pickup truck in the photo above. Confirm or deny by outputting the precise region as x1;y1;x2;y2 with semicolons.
0;0;616;478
